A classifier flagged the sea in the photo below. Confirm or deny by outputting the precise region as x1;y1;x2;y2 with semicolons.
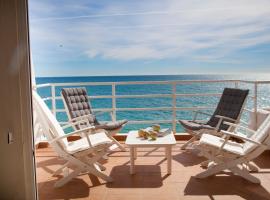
36;74;270;133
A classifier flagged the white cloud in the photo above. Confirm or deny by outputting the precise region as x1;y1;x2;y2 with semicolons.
29;0;270;63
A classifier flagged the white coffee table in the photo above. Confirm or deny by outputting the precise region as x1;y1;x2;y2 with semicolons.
125;130;176;175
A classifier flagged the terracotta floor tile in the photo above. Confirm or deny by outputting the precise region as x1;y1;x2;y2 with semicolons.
36;142;270;200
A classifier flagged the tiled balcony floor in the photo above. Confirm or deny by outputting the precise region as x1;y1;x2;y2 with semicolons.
36;142;270;200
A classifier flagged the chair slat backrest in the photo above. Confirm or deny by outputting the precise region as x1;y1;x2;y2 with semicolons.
32;91;68;151
243;114;270;154
207;88;249;131
61;87;99;129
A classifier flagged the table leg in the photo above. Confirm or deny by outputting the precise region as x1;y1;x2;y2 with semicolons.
166;146;172;174
134;147;137;160
130;147;135;174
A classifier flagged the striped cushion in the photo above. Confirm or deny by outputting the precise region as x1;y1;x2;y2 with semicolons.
62;87;128;131
62;87;97;125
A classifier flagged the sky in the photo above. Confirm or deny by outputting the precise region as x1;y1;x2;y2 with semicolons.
29;0;270;77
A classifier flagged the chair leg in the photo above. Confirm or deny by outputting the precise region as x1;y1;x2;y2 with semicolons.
181;136;197;150
196;149;234;178
200;160;210;168
230;166;261;184
196;156;261;184
53;161;70;176
54;167;82;188
246;162;259;172
109;144;119;151
196;162;226;178
108;134;126;151
94;162;106;171
87;165;113;182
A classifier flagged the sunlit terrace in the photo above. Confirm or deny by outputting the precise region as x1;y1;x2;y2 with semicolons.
36;143;270;200
34;79;270;200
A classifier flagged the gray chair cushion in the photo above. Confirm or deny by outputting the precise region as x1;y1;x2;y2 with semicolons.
62;87;128;131
179;120;214;131
62;87;98;125
179;88;249;132
94;120;128;131
207;88;249;130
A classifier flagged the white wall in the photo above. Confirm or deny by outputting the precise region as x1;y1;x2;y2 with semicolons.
0;0;36;199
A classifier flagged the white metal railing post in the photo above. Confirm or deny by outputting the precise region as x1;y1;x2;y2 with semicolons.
234;81;239;88
51;84;56;116
172;83;177;133
254;82;258;130
112;83;116;122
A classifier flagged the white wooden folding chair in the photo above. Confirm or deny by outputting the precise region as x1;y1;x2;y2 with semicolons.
33;91;114;187
195;115;270;184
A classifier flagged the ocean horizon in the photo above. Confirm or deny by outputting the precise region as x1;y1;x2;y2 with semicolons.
36;74;270;133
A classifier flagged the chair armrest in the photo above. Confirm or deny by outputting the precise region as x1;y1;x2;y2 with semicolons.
221;130;261;145
192;110;212;121
193;110;212;116
94;111;112;116
223;121;256;135
213;115;237;131
94;111;113;121
62;119;89;130
215;115;237;122
50;126;97;144
69;114;94;123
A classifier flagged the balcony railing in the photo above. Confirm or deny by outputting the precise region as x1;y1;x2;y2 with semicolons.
35;79;270;134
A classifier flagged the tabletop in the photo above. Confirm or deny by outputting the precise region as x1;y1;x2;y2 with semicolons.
125;130;177;146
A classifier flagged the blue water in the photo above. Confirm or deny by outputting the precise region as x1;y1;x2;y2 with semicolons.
36;75;270;133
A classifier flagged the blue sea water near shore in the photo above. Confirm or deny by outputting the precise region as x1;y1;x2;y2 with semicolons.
36;74;270;133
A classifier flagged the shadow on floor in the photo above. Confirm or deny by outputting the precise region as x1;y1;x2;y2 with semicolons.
173;150;206;167
36;156;109;174
36;157;66;175
253;151;270;169
38;178;90;200
107;165;163;188
184;176;270;200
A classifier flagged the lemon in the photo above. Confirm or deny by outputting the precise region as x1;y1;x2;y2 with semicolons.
152;124;160;132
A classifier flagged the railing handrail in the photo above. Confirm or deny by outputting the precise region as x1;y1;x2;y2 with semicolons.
50;79;240;86
35;79;270;89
